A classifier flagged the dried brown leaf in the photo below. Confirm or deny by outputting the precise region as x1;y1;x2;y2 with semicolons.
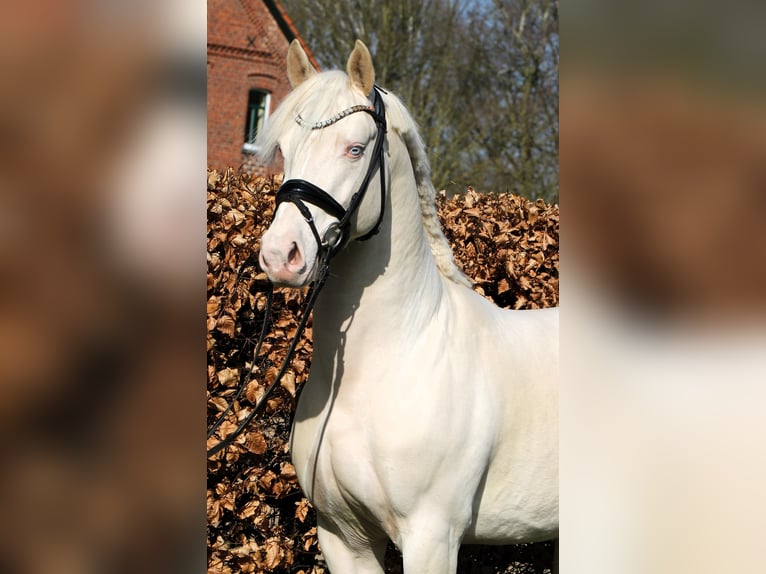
216;367;238;386
281;371;296;396
295;498;310;522
245;379;263;404
262;539;283;570
215;315;236;337
242;432;265;456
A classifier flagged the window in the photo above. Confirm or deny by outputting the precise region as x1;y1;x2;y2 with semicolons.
242;89;270;153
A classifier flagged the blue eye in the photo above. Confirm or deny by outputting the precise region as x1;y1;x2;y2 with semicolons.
346;145;365;158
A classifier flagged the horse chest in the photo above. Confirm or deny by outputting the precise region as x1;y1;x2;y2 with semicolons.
290;356;498;541
291;396;398;537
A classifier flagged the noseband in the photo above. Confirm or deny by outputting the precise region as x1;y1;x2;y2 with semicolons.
274;86;387;260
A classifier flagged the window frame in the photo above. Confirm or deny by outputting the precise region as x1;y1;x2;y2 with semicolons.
242;89;271;154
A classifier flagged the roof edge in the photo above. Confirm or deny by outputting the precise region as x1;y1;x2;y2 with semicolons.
262;0;321;71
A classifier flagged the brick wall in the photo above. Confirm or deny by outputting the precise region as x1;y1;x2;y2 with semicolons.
207;0;293;173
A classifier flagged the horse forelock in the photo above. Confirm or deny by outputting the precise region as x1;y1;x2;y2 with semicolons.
257;71;471;287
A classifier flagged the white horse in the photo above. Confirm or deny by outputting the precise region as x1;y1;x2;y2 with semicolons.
257;40;558;574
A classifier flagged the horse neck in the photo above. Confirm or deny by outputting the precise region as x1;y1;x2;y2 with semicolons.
314;135;445;336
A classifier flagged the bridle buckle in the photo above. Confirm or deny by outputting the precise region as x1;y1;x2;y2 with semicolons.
321;222;344;253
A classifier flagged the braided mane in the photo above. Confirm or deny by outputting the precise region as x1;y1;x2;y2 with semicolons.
378;88;471;287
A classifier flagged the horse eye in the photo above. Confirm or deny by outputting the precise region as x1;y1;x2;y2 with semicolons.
346;145;365;158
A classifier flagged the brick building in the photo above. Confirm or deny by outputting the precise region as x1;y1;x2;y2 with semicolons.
207;0;317;172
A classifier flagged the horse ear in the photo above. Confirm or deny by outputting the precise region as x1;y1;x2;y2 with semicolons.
287;39;316;88
346;40;375;95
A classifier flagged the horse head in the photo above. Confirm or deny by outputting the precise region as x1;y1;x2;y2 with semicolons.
258;40;387;287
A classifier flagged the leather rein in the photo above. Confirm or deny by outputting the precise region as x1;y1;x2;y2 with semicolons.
207;87;387;458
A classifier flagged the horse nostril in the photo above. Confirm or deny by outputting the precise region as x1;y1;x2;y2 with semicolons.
287;242;303;268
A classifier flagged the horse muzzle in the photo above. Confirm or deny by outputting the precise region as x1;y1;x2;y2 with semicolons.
259;228;316;287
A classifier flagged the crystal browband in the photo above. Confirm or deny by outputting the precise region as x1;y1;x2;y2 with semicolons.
295;104;376;130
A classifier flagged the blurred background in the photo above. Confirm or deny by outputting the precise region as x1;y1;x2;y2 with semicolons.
560;0;766;573
0;0;206;572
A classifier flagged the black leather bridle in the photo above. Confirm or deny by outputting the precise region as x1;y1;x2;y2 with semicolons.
274;85;387;259
207;87;387;458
